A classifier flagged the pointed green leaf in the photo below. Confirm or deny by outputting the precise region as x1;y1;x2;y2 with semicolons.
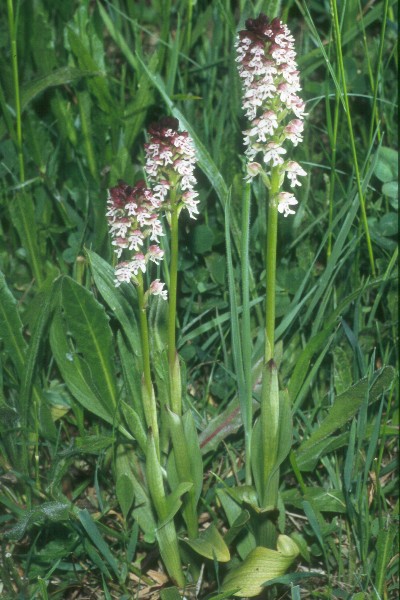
155;519;185;588
217;488;256;561
115;445;156;543
60;276;117;409
87;250;141;355
253;390;293;499
223;509;251;546
288;328;333;401
116;473;134;521
282;487;346;513
77;509;120;579
9;193;44;286
167;409;198;537
117;332;144;423
50;309;115;424
162;482;193;529
146;431;168;522
296;367;395;463
199;398;242;454
0;271;27;376
182;411;203;503
6;501;71;540
20;279;61;423
184;523;230;562
67;28;112;112
120;401;147;454
21;67;95;111
375;525;397;596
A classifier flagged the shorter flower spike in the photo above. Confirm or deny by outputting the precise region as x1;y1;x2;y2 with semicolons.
106;180;166;291
236;13;307;216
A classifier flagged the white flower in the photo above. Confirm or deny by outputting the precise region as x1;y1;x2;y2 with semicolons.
149;279;168;300
182;191;199;219
114;261;135;286
245;162;262;180
284;119;304;146
147;245;164;265
263;143;286;166
127;230;144;251
284;161;307;187
131;253;146;274
111;236;129;258
277;192;298;217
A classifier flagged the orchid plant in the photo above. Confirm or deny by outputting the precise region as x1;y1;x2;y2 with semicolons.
1;1;397;598
96;13;307;597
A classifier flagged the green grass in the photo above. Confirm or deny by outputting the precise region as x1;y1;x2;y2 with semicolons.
0;0;398;598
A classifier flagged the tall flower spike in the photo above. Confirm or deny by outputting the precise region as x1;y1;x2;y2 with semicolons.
235;14;306;216
144;117;199;219
106;180;167;294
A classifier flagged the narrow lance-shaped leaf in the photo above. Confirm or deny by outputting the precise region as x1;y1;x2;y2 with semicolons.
115;445;156;541
9;193;44;287
167;408;199;539
87;250;141;356
20;279;61;425
0;270;27;377
60;276;117;410
296;367;395;462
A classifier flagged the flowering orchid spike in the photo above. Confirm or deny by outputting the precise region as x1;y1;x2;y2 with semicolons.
236;14;307;215
144;117;199;219
106;180;166;290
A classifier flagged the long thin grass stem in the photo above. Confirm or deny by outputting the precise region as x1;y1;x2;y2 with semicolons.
368;0;389;146
326;80;340;258
7;0;24;183
331;0;376;278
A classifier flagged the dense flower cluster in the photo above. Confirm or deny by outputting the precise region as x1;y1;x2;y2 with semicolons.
106;180;167;295
144;117;199;219
235;14;307;216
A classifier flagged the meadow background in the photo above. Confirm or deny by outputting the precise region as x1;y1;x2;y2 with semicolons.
0;0;398;598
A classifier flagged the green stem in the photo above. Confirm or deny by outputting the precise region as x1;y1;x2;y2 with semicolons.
326;80;340;259
7;0;24;183
137;273;159;455
331;0;376;278
241;183;253;486
264;167;280;362
369;0;389;145
368;0;389;146
168;201;180;414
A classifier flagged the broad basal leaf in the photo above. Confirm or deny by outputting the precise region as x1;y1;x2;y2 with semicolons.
221;535;299;597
